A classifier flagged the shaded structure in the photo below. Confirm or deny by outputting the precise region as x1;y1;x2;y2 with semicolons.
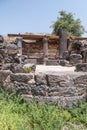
8;30;87;64
8;33;59;64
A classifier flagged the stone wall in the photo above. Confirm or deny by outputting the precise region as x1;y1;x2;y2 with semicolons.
0;40;19;68
22;41;58;60
0;69;87;107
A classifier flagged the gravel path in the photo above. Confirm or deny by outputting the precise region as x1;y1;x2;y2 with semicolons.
36;65;75;74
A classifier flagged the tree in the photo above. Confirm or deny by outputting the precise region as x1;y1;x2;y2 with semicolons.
51;11;85;36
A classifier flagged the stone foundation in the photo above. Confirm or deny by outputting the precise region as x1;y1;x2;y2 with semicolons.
0;67;87;107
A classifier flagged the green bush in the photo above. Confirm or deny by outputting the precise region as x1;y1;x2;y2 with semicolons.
24;67;32;73
0;89;87;130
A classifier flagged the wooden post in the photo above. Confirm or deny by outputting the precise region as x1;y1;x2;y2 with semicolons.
43;35;48;64
16;37;22;63
57;28;67;59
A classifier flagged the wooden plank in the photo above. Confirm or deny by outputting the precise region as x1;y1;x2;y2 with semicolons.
8;33;87;42
8;34;59;41
69;37;87;41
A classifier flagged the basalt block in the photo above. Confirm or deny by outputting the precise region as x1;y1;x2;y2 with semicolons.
0;70;11;82
75;63;87;72
10;73;33;83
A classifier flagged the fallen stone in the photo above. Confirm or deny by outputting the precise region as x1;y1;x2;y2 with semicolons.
1;63;11;70
6;43;18;56
75;63;87;72
10;73;33;83
69;53;82;65
0;70;11;82
10;63;24;73
31;84;47;96
35;74;47;85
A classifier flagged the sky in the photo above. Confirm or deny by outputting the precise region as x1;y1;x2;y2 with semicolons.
0;0;87;36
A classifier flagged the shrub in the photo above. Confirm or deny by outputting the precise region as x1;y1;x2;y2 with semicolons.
0;89;87;129
24;67;32;73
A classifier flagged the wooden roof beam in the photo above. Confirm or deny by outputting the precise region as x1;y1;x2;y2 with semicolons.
69;36;87;41
8;34;59;41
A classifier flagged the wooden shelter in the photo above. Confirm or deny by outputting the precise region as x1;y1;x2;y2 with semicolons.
8;33;60;64
8;29;87;64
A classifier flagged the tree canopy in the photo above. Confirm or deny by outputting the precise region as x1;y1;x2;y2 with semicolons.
51;11;85;37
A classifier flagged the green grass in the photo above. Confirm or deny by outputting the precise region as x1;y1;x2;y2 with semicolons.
0;89;87;130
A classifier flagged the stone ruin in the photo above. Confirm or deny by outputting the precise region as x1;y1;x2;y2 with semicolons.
66;40;87;71
0;35;87;107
